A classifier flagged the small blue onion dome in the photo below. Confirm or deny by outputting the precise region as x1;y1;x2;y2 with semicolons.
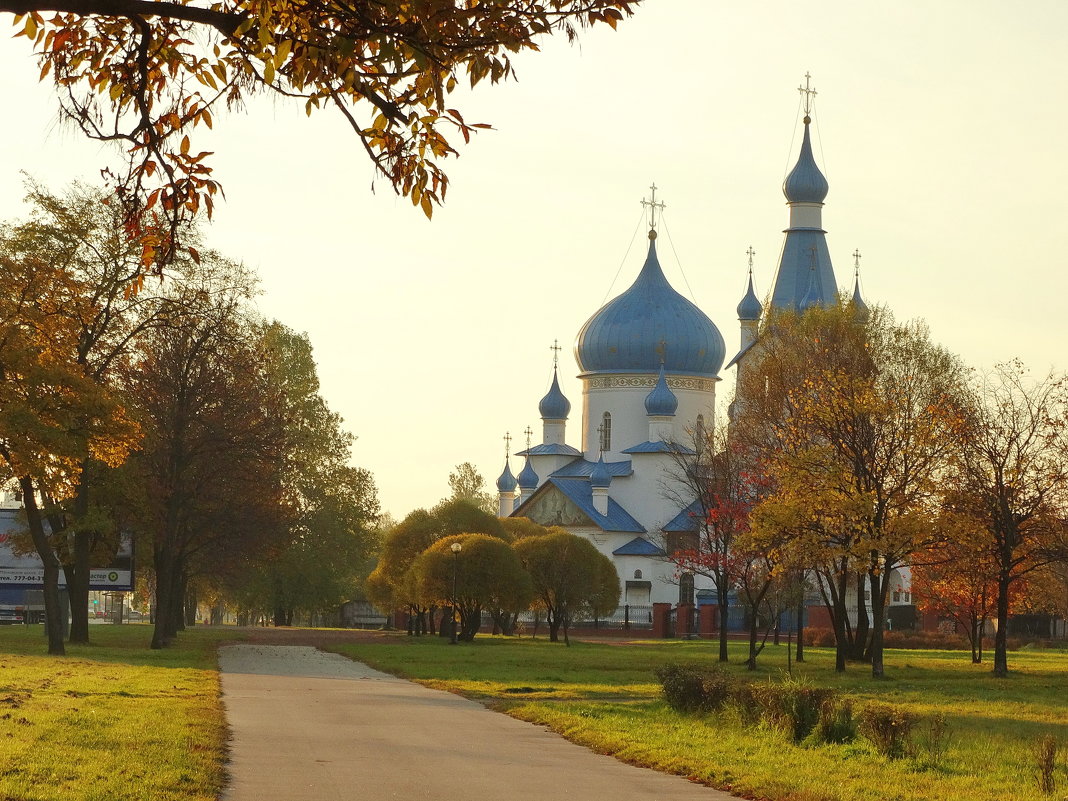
737;272;763;321
517;456;539;490
575;238;725;377
644;365;678;416
851;275;870;323
783;116;829;204
496;460;517;493
538;368;571;420
590;455;612;489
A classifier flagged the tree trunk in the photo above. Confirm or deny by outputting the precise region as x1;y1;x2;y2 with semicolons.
548;612;560;643
852;571;870;661
718;586;730;662
747;613;759;670
185;586;197;627
66;532;92;645
993;570;1011;677
151;545;174;649
67;468;93;645
870;572;887;678
21;478;65;655
795;591;806;663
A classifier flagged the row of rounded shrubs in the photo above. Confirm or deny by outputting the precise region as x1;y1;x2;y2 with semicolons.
654;663;937;759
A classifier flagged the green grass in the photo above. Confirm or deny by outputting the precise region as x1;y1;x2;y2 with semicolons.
0;624;238;801
333;635;1068;801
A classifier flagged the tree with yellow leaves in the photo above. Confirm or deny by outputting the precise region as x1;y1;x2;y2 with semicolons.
737;302;965;676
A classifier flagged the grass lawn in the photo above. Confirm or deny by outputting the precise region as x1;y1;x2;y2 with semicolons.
0;624;237;801
332;634;1068;801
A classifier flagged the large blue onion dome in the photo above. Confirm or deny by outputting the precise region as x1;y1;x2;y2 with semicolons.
737;271;763;321
783;116;829;204
496;460;517;493
575;238;725;376
538;368;571;420
644;365;678;416
590;455;612;489
517;456;539;490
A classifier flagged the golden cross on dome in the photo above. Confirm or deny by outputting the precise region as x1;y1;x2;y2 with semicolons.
853;248;862;276
523;426;533;450
641;183;666;235
503;431;512;458
798;71;817;116
746;246;756;273
550;339;561;368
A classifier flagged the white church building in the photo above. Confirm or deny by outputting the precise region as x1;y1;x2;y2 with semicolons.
493;76;916;616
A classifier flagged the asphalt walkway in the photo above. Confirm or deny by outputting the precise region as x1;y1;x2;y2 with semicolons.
219;644;740;801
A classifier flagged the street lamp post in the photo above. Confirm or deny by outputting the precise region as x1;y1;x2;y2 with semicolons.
449;542;462;645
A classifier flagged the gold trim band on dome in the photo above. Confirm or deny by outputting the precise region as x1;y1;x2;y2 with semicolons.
583;374;718;392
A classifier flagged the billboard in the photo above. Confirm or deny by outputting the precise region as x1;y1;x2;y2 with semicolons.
0;508;134;591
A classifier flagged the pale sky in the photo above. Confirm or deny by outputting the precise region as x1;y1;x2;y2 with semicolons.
2;2;1067;519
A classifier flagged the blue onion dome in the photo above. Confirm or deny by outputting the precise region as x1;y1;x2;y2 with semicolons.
575;238;725;376
644;365;678;416
590;455;612;489
538;368;571;420
517;456;539;490
496;460;517;493
737;272;763;321
783;116;829;204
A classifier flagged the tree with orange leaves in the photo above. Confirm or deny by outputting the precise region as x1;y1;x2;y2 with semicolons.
0;249;140;655
3;0;637;273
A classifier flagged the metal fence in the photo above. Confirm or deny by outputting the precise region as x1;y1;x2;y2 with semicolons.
514;605;655;631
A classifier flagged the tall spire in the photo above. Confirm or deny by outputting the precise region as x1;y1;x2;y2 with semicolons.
850;248;870;322
769;72;837;312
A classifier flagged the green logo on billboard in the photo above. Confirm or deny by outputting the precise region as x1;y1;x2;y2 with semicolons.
108;572;119;582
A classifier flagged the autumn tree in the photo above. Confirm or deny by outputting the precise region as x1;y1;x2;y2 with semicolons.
513;527;619;645
0;180;182;644
949;362;1068;676
910;516;1000;663
5;0;636;271
0;247;139;654
120;257;292;648
663;423;762;662
365;498;500;633
736;302;965;676
412;533;532;642
446;462;496;516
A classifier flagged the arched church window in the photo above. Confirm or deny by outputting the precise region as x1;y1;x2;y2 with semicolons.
600;412;612;451
679;573;694;605
634;569;643;580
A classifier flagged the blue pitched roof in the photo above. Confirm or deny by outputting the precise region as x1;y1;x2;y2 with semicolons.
621;441;695;455
516;443;583;458
663;501;703;532
550;458;632;479
512;478;645;534
725;340;756;370
613;536;666;557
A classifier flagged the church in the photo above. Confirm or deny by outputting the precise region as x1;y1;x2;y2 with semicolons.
494;76;891;613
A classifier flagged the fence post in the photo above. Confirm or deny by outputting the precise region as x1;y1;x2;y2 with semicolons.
624;604;630;630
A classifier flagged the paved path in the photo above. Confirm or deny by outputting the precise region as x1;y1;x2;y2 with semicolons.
219;644;739;801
